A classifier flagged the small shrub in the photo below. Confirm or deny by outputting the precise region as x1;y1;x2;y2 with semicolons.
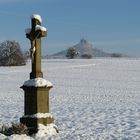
0;123;29;136
111;53;123;57
81;54;92;59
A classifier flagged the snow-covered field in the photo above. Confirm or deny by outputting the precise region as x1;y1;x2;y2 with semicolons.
0;58;140;139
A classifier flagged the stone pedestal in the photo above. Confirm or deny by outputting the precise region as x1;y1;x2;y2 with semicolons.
20;86;54;134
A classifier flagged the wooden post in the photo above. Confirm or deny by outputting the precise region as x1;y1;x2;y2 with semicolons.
20;15;54;134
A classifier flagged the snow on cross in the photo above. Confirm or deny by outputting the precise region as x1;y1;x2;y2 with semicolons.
25;28;31;34
35;25;47;32
22;113;53;119
31;14;42;23
23;78;53;87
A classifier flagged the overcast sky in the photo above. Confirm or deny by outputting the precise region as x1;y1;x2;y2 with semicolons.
0;0;139;56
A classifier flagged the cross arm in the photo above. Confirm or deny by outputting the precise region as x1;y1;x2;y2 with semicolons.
25;25;47;40
35;25;47;38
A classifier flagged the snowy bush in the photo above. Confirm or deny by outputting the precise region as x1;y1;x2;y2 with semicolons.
0;40;27;66
0;123;29;136
66;47;78;59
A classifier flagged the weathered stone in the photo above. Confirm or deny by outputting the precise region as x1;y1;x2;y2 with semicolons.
21;86;52;115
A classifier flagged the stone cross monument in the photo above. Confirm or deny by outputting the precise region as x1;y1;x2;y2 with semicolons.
26;14;45;79
20;14;55;134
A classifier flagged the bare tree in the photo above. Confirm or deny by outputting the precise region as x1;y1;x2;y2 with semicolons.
0;40;26;66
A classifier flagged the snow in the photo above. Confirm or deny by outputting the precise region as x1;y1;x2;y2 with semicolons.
34;124;58;139
9;124;58;140
0;133;7;139
0;58;140;139
31;14;42;23
35;25;47;32
23;77;53;87
25;28;31;34
10;134;34;140
22;113;53;118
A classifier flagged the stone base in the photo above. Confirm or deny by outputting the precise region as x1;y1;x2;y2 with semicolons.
20;117;54;134
20;82;54;134
21;86;51;116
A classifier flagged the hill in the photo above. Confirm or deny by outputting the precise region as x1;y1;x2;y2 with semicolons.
46;39;127;59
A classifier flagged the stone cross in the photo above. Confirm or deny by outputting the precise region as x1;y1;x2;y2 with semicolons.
25;15;47;79
20;15;56;134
